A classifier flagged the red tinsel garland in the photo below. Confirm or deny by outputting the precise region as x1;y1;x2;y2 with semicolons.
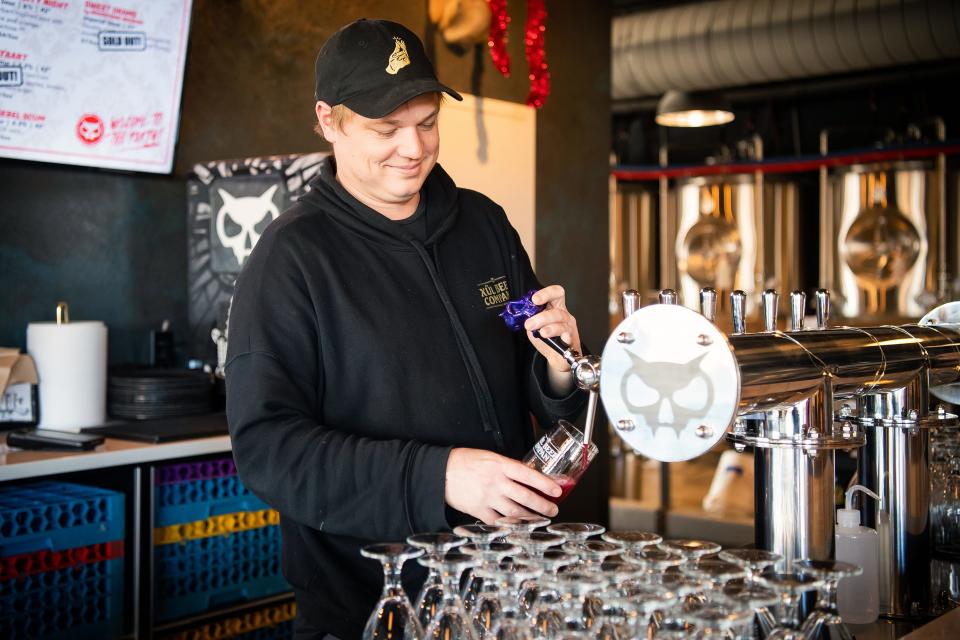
523;0;549;108
487;0;510;76
486;0;551;108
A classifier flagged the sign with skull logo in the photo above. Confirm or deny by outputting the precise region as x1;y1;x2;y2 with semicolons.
600;303;739;462
208;177;285;273
187;152;328;365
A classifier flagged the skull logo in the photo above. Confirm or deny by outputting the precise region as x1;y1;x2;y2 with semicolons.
620;351;714;436
76;114;104;145
215;185;280;266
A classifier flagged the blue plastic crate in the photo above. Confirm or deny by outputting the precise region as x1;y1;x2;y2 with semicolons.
0;557;124;640
155;475;269;527
0;481;125;557
236;619;295;640
156;573;290;623
155;526;281;579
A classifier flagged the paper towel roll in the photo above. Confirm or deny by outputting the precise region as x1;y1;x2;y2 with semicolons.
27;320;107;432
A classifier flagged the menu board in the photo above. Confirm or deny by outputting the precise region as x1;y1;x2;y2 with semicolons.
0;0;192;173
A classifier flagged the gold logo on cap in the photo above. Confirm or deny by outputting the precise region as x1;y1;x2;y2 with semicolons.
385;37;410;75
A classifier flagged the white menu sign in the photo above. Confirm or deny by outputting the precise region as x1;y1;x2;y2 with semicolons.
0;0;192;173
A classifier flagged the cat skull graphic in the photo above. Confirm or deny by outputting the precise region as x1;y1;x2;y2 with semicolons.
215;185;280;266
620;351;714;435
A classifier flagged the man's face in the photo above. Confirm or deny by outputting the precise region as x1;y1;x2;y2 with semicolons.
319;94;440;214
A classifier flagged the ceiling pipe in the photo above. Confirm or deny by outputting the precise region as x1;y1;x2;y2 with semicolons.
613;0;960;100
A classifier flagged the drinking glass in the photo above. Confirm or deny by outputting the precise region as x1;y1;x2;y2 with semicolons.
407;532;467;629
658;539;721;563
485;562;544;640
461;542;520;619
721;578;780;639
619;582;680;638
361;543;424;640
794;559;862;640
523;420;599;503
562;540;622;571
418;551;480;640
680;558;746;609
718;548;783;636
525;550;578;623
453;524;507;613
552;570;606;631
547;522;606;543
602;530;662;552
497;515;553;534
755;571;824;640
683;601;756;638
623;547;684;584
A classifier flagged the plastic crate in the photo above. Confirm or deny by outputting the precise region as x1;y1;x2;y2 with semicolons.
0;481;125;557
158;599;296;640
154;508;279;545
156;526;280;579
0;539;123;581
155;474;269;527
0;557;124;640
156;574;289;623
156;457;237;485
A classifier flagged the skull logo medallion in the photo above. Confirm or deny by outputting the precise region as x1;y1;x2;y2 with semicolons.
215;185;280;266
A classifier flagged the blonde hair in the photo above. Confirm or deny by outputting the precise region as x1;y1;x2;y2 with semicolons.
314;92;445;141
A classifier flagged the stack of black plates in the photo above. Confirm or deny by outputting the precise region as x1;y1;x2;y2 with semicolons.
108;367;214;420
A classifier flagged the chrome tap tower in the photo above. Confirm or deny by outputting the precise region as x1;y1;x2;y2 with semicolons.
599;289;960;618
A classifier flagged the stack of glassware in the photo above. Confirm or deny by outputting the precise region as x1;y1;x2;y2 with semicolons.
360;517;864;639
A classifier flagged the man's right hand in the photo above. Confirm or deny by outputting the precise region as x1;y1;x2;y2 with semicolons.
444;448;562;524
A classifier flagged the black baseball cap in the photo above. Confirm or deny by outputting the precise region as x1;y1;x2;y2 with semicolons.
314;19;463;119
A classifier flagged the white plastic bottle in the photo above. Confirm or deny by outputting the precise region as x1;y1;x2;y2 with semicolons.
835;484;880;624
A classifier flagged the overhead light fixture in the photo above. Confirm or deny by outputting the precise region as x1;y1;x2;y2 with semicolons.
655;90;734;127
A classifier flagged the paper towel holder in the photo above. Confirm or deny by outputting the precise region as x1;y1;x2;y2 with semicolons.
56;302;70;325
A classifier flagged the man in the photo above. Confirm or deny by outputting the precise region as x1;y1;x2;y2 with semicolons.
225;18;586;638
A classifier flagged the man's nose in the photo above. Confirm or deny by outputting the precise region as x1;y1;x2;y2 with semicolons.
397;126;424;159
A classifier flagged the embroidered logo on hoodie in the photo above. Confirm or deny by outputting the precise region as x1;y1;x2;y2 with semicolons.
478;275;510;309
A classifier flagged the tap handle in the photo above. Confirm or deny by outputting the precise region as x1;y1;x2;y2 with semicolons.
699;287;717;323
790;291;806;331
815;289;830;329
762;289;779;332
731;290;747;334
659;289;679;305
622;289;641;319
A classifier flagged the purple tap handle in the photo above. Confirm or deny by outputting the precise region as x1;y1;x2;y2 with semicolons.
499;290;572;355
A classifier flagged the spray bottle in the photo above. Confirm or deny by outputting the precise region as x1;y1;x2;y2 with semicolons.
835;484;880;624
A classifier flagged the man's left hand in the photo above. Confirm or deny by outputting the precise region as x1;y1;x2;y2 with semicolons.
523;285;582;373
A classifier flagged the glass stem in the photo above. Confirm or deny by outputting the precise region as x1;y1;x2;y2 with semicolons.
780;593;800;629
820;580;838;613
382;560;404;597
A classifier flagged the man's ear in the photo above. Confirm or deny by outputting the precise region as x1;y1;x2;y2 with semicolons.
315;101;338;142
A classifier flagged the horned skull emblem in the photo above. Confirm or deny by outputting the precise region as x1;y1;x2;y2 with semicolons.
620;351;714;435
215;185;280;266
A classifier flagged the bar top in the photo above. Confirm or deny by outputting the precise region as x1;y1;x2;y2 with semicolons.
0;431;232;481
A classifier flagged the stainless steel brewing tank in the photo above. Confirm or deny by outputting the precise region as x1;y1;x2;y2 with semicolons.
822;161;944;321
665;174;799;321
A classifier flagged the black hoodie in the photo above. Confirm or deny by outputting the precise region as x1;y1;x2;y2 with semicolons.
225;156;584;636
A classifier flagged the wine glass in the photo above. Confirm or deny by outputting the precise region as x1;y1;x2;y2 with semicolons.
361;543;424;640
525;550;578;624
453;524;507;613
602;530;662;552
562;540;622;571
523;420;599;503
683;601;756;638
407;532;467;629
756;570;825;639
680;557;746;608
623;547;684;584
497;515;553;534
461;542;520;625
418;551;480;640
721;578;780;639
718;548;783;635
794;559;862;640
547;522;606;543
485;561;544;640
552;570;605;631
658;539;721;563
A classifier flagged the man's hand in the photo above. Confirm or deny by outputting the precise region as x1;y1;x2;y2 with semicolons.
445;448;562;524
523;285;582;373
